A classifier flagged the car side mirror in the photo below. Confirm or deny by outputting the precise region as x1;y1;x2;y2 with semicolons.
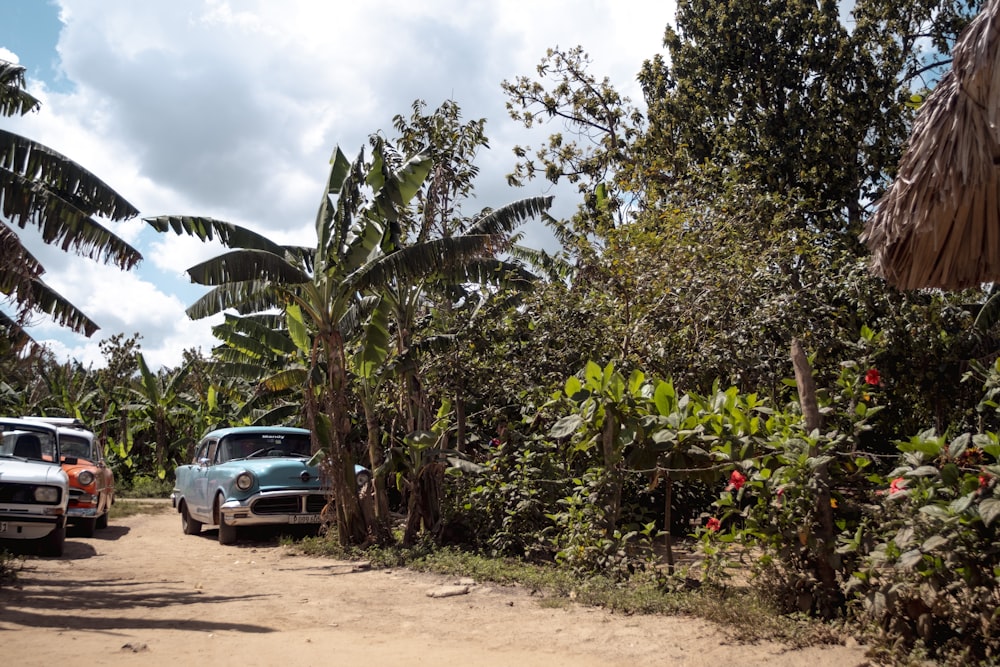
198;457;210;467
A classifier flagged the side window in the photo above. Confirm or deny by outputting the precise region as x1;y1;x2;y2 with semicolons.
193;441;208;464
207;440;219;464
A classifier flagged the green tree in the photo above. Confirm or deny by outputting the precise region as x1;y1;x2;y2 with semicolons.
148;137;551;546
0;59;141;342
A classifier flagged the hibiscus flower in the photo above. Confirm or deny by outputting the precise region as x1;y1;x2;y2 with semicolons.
726;470;747;491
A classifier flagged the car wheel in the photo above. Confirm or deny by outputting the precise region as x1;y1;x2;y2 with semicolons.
181;503;202;535
356;472;371;489
39;518;66;557
218;511;238;545
77;516;97;538
96;506;108;530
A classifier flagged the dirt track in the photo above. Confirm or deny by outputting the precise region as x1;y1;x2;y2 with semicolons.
0;507;873;666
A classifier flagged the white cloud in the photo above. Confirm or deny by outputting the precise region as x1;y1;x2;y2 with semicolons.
9;0;675;369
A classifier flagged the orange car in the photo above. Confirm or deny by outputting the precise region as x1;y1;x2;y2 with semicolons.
24;417;115;537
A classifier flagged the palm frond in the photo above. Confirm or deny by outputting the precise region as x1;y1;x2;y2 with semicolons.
250;403;301;426
213;313;298;356
0;309;34;351
348;233;496;293
540;210;583;251
17;276;100;336
508;243;575;282
465;196;553;236
261;368;309;393
338;294;380;340
0;129;139;224
0;159;141;270
0;61;41;117
144;215;288;255
185;280;286;320
187;249;311;286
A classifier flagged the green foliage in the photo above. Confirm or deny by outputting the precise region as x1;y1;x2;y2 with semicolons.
849;421;1000;662
119;475;175;499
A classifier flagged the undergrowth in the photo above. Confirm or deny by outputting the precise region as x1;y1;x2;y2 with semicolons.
0;549;23;588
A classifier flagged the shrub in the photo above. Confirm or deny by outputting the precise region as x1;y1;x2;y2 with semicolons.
848;429;1000;664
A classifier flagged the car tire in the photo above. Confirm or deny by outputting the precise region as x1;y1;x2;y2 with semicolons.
218;511;238;545
77;516;97;538
96;506;108;530
39;518;66;557
181;503;202;535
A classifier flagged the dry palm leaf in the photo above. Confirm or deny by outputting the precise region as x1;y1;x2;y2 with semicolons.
863;0;1000;290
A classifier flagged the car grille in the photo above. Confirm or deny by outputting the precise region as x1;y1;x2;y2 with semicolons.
251;494;327;515
304;494;327;513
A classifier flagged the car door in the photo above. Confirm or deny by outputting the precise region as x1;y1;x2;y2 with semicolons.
190;439;217;520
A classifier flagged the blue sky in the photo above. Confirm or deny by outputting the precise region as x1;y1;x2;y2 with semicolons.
1;0;675;369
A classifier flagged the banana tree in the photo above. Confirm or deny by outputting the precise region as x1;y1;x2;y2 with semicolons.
126;353;199;477
1;59;141;342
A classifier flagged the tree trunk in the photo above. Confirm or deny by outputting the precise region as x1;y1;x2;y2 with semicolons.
311;331;368;546
364;400;394;544
455;392;467;453
790;338;840;617
662;471;674;576
402;461;445;545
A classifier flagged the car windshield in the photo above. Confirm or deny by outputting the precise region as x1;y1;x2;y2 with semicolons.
60;433;93;461
0;423;59;463
217;433;312;463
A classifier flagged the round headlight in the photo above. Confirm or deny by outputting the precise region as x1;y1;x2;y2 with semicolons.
235;472;255;491
77;470;95;486
34;486;60;503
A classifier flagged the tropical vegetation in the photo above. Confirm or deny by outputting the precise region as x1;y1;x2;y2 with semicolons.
4;1;1000;664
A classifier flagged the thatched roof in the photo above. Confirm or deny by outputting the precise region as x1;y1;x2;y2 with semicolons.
863;0;1000;290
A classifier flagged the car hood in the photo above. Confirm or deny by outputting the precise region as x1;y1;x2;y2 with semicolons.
233;458;323;489
0;458;69;487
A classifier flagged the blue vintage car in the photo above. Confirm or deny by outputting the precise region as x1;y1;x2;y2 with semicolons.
170;426;370;545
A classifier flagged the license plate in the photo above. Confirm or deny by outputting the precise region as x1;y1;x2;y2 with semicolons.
289;514;321;525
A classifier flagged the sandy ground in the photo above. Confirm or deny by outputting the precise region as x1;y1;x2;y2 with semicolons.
0;506;875;667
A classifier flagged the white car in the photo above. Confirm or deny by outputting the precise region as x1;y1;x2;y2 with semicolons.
0;418;70;556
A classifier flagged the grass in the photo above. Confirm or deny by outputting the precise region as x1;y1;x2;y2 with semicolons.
291;533;847;650
109;498;173;520
116;475;175;499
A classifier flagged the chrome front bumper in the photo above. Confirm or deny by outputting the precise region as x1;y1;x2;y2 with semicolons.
220;489;327;526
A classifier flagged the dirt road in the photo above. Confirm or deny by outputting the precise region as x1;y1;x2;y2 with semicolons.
0;508;873;666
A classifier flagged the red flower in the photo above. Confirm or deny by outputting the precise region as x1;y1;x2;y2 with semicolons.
889;477;905;495
865;368;881;386
706;517;721;532
980;473;991;490
726;470;747;491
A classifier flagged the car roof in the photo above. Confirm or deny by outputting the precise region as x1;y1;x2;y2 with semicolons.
0;417;60;434
21;416;89;429
55;426;95;440
201;426;310;440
